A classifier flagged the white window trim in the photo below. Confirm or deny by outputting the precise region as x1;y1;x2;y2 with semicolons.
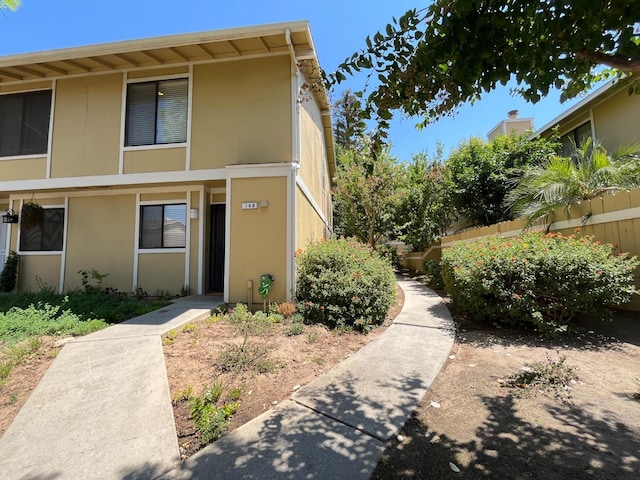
138;201;188;251
16;202;67;256
0;87;55;161
120;71;191;165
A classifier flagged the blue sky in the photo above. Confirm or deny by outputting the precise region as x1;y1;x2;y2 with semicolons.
0;0;590;162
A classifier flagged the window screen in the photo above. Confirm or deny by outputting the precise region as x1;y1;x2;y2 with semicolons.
125;79;188;147
19;208;64;252
140;204;186;249
0;90;52;157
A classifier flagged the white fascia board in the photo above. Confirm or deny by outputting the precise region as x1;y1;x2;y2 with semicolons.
0;168;227;192
0;21;312;68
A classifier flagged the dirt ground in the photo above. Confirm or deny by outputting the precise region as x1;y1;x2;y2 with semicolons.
372;294;640;480
2;281;640;480
161;286;404;460
0;337;60;437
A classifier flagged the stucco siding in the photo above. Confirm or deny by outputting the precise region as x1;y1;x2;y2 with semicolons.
228;176;287;304
50;74;122;178
0;157;47;181
64;195;136;292
296;188;325;250
592;87;640;152
123;147;186;173
138;253;185;295
190;56;292;170
19;255;61;292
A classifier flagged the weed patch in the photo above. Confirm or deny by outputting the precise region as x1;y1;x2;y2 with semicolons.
502;353;577;403
189;385;241;445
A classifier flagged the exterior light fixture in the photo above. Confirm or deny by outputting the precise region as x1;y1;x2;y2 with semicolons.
2;209;18;224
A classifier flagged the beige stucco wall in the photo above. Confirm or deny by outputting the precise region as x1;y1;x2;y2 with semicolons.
18;255;61;292
50;74;122;177
138;253;185;295
0;157;47;181
190;56;292;170
299;93;330;218
295;189;326;250
123;147;186;173
128;66;189;79
63;195;136;292
228;176;287;304
0;81;52;93
189;190;199;291
592;86;640;152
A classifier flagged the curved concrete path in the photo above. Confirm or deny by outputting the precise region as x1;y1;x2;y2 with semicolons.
166;278;455;479
0;278;454;479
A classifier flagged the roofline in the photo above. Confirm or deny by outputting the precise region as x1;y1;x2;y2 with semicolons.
0;20;312;68
487;117;534;136
535;77;627;136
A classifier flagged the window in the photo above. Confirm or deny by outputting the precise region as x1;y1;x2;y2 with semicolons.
139;204;187;249
19;208;64;252
0;90;52;157
560;121;592;157
125;79;188;147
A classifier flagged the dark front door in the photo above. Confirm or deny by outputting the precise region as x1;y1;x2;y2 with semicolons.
209;204;225;293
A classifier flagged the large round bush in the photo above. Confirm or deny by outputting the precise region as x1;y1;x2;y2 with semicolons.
441;231;639;336
296;238;396;331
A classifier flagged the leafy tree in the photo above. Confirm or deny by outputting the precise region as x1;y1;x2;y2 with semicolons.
397;150;454;251
333;89;367;151
333;144;402;247
327;1;640;133
0;0;20;11
505;139;640;226
446;134;559;227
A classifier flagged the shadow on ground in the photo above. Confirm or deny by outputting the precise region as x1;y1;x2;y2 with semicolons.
371;393;640;480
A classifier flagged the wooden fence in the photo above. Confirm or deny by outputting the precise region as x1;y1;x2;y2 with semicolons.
407;187;640;311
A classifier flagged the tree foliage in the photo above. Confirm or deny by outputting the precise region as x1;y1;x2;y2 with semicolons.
333;145;402;247
505;139;640;225
0;0;20;11
446;134;559;227
397;150;454;251
327;1;640;134
333;89;367;151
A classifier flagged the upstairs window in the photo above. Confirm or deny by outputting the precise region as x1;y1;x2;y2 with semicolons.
125;78;188;147
19;208;64;252
560;121;592;157
0;90;52;157
139;204;187;249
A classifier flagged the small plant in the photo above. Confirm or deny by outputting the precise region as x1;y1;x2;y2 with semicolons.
306;330;319;343
311;356;325;365
163;329;179;346
189;385;242;445
8;393;18;405
78;269;109;294
0;359;13;385
268;313;284;324
203;381;225;404
275;301;297;318
20;201;44;229
285;323;304;336
290;313;304;325
422;259;444;289
172;385;194;405
204;313;225;326
27;336;43;353
182;323;198;334
503;353;577;403
228;386;244;401
211;303;229;315
218;343;277;373
0;251;19;293
180;285;191;297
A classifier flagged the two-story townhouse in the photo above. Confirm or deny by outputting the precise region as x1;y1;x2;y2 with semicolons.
0;21;335;306
536;75;640;155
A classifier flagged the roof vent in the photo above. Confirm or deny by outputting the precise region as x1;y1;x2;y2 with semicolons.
507;109;519;119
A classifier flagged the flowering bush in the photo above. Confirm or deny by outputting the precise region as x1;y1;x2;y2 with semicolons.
441;231;639;336
296;238;396;331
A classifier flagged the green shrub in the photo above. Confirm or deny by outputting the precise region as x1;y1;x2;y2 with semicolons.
422;258;445;289
296;238;396;332
442;232;639;336
285;323;304;336
0;251;19;293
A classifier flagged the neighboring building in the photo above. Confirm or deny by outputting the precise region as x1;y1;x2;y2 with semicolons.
487;110;534;141
0;21;335;305
536;75;640;155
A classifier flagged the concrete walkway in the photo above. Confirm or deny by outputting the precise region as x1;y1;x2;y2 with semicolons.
166;278;455;479
0;278;454;479
0;296;220;480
